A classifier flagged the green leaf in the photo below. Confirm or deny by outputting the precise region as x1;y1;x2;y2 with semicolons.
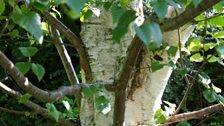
212;84;222;93
190;53;203;62
46;103;60;122
19;47;38;57
209;16;224;27
112;10;136;42
192;0;202;7
214;31;224;38
11;12;43;44
154;109;166;124
187;38;202;51
65;0;87;19
32;0;50;12
198;72;211;86
82;85;97;98
176;121;191;126
31;63;45;81
135;22;162;50
111;4;126;23
16;62;31;75
0;0;5;16
203;43;217;51
217;94;224;103
95;96;110;114
151;0;168;21
207;55;216;63
203;89;217;103
19;93;32;104
120;0;130;7
151;61;164;72
167;46;178;56
216;43;224;59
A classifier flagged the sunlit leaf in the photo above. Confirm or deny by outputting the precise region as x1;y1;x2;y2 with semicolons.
190;53;203;62
19;93;32;104
120;0;130;7
16;62;31;75
31;63;45;81
214;31;224;38
154;109;166;124
11;12;43;44
203;43;217;51
187;38;202;51
209;16;224;27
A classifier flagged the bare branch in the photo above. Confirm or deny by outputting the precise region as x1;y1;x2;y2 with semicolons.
161;103;224;125
0;106;32;115
39;12;93;82
0;82;74;126
0;50;112;102
161;0;221;31
51;27;81;106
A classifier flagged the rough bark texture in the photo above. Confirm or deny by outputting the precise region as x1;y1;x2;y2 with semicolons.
80;11;133;126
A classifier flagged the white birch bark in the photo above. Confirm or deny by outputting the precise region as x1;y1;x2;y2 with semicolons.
80;1;194;126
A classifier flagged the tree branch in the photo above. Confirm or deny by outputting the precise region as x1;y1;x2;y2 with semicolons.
39;12;93;82
51;27;81;106
0;50;112;102
161;0;221;31
161;103;224;125
0;82;74;126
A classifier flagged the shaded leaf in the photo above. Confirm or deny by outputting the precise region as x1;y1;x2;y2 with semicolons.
151;61;164;72
176;121;191;126
65;0;87;18
31;63;45;81
82;85;97;98
46;103;60;122
16;62;31;75
135;22;162;50
203;89;217;103
95;96;111;114
151;0;168;21
0;0;5;16
112;10;136;42
19;47;38;57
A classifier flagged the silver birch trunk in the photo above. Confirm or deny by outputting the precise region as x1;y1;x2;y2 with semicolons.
80;1;194;125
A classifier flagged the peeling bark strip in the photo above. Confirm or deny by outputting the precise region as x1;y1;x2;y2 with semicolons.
40;12;93;82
